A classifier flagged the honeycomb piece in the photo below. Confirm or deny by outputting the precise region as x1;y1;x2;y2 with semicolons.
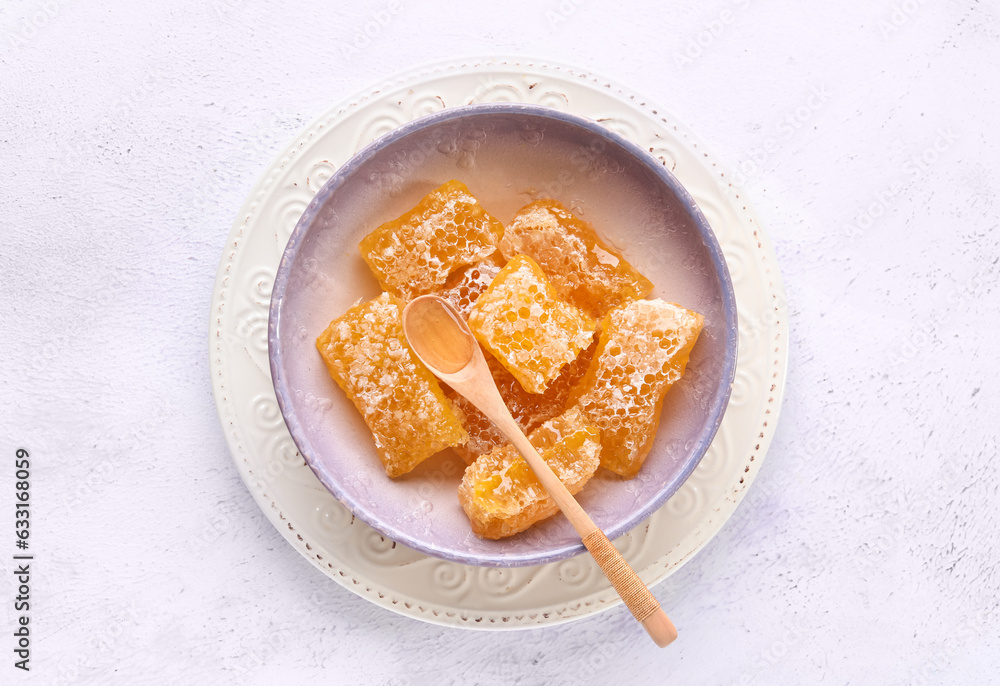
316;292;468;478
500;199;654;319
449;352;545;464
448;387;509;465
524;334;598;421
437;256;505;322
468;254;596;394
458;406;601;539
449;339;597;464
569;298;704;478
359;180;504;300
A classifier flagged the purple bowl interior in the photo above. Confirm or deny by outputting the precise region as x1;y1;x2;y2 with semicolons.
269;104;737;567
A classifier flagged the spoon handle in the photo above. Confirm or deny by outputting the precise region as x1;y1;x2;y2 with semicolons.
401;295;677;647
455;351;677;648
581;529;677;648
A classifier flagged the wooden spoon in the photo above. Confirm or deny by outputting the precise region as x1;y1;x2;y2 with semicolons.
402;294;678;648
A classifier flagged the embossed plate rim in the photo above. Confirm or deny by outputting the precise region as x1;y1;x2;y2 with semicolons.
209;56;788;629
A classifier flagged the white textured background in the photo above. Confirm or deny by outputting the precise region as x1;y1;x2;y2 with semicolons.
2;0;998;684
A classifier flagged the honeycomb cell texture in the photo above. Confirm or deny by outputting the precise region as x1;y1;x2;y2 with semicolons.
468;254;596;395
449;338;597;464
569;298;703;478
437;256;504;322
500;199;654;320
316;292;468;478
458;406;601;539
359;180;505;300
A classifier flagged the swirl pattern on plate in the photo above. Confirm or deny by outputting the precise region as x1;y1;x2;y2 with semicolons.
210;57;788;628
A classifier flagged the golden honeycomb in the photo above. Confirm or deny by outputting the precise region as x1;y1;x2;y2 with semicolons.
359;180;504;300
500;199;654;320
458;406;601;539
448;385;510;465
436;256;504;322
528;334;597;419
468;254;596;394
449;338;597;464
315;292;468;477
569;298;703;478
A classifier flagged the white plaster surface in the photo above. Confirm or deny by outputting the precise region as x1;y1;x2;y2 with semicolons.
1;0;998;684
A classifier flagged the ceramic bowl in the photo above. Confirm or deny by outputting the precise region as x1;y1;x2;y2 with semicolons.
268;103;737;567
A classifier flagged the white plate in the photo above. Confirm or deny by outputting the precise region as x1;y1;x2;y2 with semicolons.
209;56;788;629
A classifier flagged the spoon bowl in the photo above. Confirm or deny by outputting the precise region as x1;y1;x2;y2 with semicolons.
402;296;476;375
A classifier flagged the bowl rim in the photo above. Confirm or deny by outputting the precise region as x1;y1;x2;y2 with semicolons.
268;102;738;567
